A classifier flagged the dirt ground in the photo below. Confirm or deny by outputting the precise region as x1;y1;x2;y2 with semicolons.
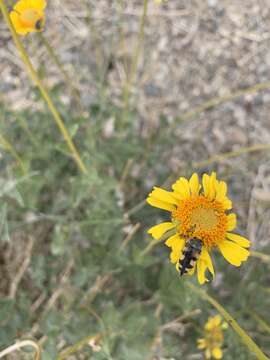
1;0;270;275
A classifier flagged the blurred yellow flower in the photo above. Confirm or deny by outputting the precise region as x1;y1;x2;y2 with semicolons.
147;172;250;284
10;0;47;36
197;315;227;359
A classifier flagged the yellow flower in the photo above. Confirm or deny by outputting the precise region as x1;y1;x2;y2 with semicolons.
146;172;250;284
197;315;227;359
10;0;47;36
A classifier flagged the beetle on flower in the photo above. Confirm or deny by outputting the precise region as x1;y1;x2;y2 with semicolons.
10;0;47;36
147;172;250;284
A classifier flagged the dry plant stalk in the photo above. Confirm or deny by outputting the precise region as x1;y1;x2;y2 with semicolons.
0;0;87;174
0;340;41;360
9;236;34;299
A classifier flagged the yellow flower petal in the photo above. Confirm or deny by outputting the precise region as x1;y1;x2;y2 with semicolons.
197;250;214;286
218;240;250;266
215;181;227;200
165;233;181;247
211;315;222;327
14;0;30;12
197;258;208;285
197;338;206;349
226;213;237;231
226;233;250;248
29;0;47;9
172;177;190;199
201;248;215;276
150;187;179;205
14;0;46;11
148;222;175;240
219;197;232;210
212;347;222;359
202;173;210;197
215;180;232;209
169;237;185;263
146;197;175;212
208;172;217;200
10;11;28;35
189;173;200;195
170;249;180;263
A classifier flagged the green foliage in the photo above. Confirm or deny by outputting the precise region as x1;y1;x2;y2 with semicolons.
1;7;270;355
1;93;269;360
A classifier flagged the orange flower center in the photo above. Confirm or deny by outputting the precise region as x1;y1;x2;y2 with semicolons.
20;9;42;27
173;195;227;248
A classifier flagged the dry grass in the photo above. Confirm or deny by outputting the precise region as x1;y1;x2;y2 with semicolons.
1;1;270;359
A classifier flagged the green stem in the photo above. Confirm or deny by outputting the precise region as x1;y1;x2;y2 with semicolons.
247;310;270;335
56;333;103;360
0;133;27;173
122;0;148;121
250;250;270;264
0;0;87;174
38;32;83;111
138;227;177;259
187;283;269;360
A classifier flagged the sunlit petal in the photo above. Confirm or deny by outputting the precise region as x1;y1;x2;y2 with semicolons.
212;347;222;359
201;248;215;276
226;213;237;231
202;174;210;197
150;187;179;205
172;177;190;198
197;258;208;285
148;222;175;240
189;173;200;195
146;197;175;212
218;240;250;266
226;232;250;248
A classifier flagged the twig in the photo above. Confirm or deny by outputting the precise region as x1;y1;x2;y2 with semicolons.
0;132;26;173
193;143;270;168
120;222;141;251
0;340;41;360
9;236;34;299
175;81;270;124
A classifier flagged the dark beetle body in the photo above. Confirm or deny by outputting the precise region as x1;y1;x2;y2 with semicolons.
35;19;43;30
179;238;203;276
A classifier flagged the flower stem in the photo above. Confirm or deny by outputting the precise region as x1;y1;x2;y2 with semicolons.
186;283;269;360
0;133;27;173
0;0;87;174
137;227;177;259
38;32;83;112
56;333;103;360
194;143;270;168
121;0;148;123
176;81;270;123
247;310;270;335
250;250;270;264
